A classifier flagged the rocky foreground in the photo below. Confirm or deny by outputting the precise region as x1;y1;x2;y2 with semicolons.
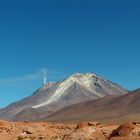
0;121;140;140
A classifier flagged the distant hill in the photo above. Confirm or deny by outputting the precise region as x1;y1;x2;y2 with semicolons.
46;89;140;123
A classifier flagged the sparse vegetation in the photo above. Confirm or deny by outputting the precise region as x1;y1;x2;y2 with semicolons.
17;136;24;140
17;136;35;140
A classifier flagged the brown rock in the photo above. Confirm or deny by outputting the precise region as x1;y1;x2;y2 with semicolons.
110;123;137;138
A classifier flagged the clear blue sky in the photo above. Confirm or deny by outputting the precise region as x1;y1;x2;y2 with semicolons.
0;0;140;107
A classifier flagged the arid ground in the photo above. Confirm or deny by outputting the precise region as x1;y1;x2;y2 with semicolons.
0;120;140;140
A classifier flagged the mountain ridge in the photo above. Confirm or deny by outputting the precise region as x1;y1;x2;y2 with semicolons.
0;72;127;121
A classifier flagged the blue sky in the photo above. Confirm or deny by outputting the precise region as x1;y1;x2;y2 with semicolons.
0;0;140;107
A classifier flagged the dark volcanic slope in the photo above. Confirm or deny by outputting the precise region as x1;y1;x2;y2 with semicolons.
0;73;127;121
46;89;140;123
